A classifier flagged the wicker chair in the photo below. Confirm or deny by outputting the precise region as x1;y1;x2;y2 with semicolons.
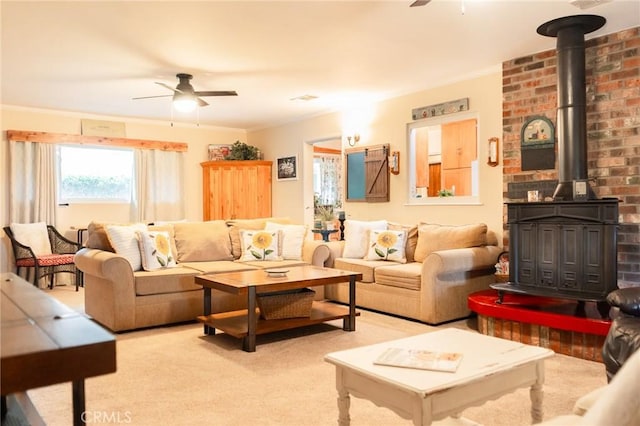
3;225;82;290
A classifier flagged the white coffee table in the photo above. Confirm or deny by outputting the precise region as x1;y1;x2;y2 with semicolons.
324;328;554;425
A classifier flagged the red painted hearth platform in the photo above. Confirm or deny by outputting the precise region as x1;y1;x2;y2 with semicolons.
468;290;611;362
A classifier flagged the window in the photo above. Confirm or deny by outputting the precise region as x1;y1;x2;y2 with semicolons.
57;145;134;203
407;113;480;204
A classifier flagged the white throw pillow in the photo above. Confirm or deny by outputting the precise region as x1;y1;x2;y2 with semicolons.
342;219;388;258
265;222;307;260
239;230;282;261
137;230;177;271
105;223;147;271
364;229;407;263
9;222;52;255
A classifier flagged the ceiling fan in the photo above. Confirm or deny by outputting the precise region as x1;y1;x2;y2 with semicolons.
133;73;237;112
410;0;431;7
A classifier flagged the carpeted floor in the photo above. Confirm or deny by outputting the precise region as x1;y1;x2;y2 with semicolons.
27;285;608;425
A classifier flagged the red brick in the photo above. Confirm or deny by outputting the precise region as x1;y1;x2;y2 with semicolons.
549;329;562;354
531;324;540;346
560;330;572;356
584;334;597;361
571;332;585;359
494;317;502;338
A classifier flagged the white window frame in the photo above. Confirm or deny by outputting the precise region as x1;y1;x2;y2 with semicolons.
56;144;135;204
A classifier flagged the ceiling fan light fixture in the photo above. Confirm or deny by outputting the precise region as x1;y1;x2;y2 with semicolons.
173;94;198;113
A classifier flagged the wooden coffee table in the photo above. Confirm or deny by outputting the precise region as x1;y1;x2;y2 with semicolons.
1;273;116;426
325;328;554;425
195;265;362;352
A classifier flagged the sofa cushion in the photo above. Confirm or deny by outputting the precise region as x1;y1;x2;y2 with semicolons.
265;222;307;260
388;222;418;263
342;219;388;258
374;262;422;291
227;217;292;259
239;230;282;261
105;223;148;271
174;221;233;262
86;221;117;251
334;258;385;283
136;230;177;271
364;229;407;263
414;223;488;263
133;267;200;296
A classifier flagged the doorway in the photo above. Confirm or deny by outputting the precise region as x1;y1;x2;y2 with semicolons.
303;136;343;229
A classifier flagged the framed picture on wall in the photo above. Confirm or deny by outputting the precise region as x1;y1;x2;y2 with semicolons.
208;144;231;161
277;155;298;181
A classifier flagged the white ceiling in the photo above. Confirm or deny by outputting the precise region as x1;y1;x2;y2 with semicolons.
2;1;639;130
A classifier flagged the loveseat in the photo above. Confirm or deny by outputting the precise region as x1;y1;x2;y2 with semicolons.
74;218;331;332
323;221;501;325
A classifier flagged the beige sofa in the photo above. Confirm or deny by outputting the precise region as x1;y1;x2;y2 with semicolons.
74;218;331;332
323;221;501;325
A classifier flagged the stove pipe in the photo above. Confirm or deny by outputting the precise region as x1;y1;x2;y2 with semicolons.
537;15;605;201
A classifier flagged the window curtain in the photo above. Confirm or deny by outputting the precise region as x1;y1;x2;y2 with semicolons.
313;154;342;208
9;141;57;224
131;149;185;223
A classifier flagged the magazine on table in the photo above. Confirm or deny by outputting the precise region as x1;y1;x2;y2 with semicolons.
373;347;463;373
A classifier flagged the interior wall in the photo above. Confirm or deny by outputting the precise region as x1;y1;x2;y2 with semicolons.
1;106;246;272
249;70;504;242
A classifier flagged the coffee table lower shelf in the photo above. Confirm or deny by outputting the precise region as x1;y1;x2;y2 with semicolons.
197;300;358;339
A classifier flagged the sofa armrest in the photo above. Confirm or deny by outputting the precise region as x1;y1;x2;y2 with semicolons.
421;245;502;277
418;245;502;324
321;240;345;268
74;248;133;280
74;248;136;330
301;239;332;267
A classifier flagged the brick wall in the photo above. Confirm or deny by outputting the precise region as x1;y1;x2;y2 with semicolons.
502;26;640;287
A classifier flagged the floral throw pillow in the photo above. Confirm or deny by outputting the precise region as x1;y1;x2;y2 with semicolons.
239;230;282;261
364;229;407;263
137;230;177;271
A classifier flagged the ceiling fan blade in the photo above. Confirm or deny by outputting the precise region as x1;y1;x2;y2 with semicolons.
194;90;238;97
155;81;183;93
197;98;209;107
410;0;431;7
132;94;173;100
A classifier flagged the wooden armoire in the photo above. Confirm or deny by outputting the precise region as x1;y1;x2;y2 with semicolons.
201;160;272;220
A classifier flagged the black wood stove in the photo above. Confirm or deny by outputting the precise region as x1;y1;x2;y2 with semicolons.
492;15;619;312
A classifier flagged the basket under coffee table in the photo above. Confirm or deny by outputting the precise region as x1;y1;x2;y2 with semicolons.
195;265;362;352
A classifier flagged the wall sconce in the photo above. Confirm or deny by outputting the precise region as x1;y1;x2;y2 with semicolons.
487;137;499;167
346;134;360;147
388;151;400;175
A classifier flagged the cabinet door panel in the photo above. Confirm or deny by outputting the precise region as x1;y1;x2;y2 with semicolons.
442;168;471;196
202;161;272;220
